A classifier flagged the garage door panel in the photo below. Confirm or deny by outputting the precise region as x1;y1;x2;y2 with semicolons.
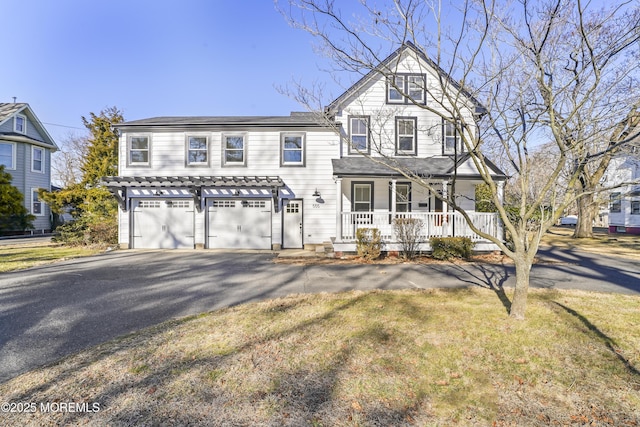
133;199;194;249
207;199;271;249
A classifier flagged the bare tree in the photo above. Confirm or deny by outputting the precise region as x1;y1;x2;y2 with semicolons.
279;0;640;319
51;133;88;187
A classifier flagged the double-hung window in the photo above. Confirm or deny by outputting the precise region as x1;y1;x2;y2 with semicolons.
0;142;15;169
281;133;305;166
443;119;463;155
128;135;150;166
349;116;369;154
223;134;246;166
32;189;43;216
610;192;622;213
396;117;417;155
353;183;373;212
631;200;640;215
395;183;411;213
32;146;44;173
187;135;208;166
14;114;26;134
386;74;426;104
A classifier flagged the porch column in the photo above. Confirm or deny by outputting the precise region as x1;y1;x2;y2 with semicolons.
335;178;343;241
390;179;397;216
442;179;450;236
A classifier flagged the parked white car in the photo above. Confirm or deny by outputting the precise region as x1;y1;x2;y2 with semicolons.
560;215;578;225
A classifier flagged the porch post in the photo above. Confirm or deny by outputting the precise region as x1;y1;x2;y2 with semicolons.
336;178;343;241
442;179;450;236
390;179;397;216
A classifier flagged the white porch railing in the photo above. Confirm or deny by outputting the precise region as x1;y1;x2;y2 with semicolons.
339;212;502;242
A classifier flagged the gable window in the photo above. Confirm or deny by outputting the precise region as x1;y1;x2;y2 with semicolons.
32;146;44;173
386;74;426;104
610;192;621;213
352;182;373;212
32;189;43;216
14;114;26;134
223;134;246;166
187;135;208;165
281;133;305;166
631;200;640;215
0;142;15;169
396;117;417;155
129;135;150;166
443;119;463;155
349;116;369;154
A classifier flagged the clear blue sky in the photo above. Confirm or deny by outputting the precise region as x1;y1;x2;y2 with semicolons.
1;0;339;145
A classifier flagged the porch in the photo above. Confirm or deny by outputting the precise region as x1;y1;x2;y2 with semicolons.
334;211;503;252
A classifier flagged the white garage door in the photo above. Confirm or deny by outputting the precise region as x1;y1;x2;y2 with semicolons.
132;199;194;249
207;199;272;249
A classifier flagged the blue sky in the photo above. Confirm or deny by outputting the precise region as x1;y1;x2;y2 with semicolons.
1;0;341;145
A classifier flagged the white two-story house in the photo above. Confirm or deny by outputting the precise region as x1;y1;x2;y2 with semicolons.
0;103;58;233
105;43;506;251
606;143;640;235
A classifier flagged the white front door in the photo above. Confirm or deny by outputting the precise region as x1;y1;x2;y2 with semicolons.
283;199;303;248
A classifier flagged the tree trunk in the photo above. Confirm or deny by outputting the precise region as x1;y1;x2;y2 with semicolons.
574;192;596;238
509;255;531;320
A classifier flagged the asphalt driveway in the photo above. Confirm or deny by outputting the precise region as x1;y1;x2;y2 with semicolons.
0;248;639;383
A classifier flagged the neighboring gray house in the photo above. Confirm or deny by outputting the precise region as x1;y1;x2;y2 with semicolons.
0;103;58;232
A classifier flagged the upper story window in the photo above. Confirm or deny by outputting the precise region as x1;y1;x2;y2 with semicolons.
610;192;621;213
386;74;426;104
349;116;370;154
631;200;640;215
281;133;305;166
186;135;208;166
443;119;463;155
14;114;26;134
396;117;417;155
32;146;44;173
0;142;16;169
223;134;246;166
128;135;151;166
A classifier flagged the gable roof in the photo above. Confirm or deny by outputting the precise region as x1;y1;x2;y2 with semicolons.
326;41;485;115
0;103;58;150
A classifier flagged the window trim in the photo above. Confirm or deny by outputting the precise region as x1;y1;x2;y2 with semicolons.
395;116;418;156
127;134;151;167
442;118;464;155
385;73;426;105
14;114;26;134
631;200;640;215
280;132;306;167
610;192;622;213
31;146;44;173
0;142;16;170
351;181;374;212
348;116;370;155
185;134;209;167
222;133;247;167
31;188;44;216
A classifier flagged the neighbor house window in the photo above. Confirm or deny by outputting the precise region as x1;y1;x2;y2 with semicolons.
610;192;621;213
386;74;426;104
14;114;26;134
631;200;640;215
0;142;16;169
281;133;305;166
186;135;208;165
32;146;44;173
32;189;43;216
396;117;417;155
349;116;369;154
352;183;373;212
223;134;246;166
128;135;150;166
443;119;463;155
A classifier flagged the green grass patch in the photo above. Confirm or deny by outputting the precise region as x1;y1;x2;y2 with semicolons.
1;288;638;425
0;243;101;272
